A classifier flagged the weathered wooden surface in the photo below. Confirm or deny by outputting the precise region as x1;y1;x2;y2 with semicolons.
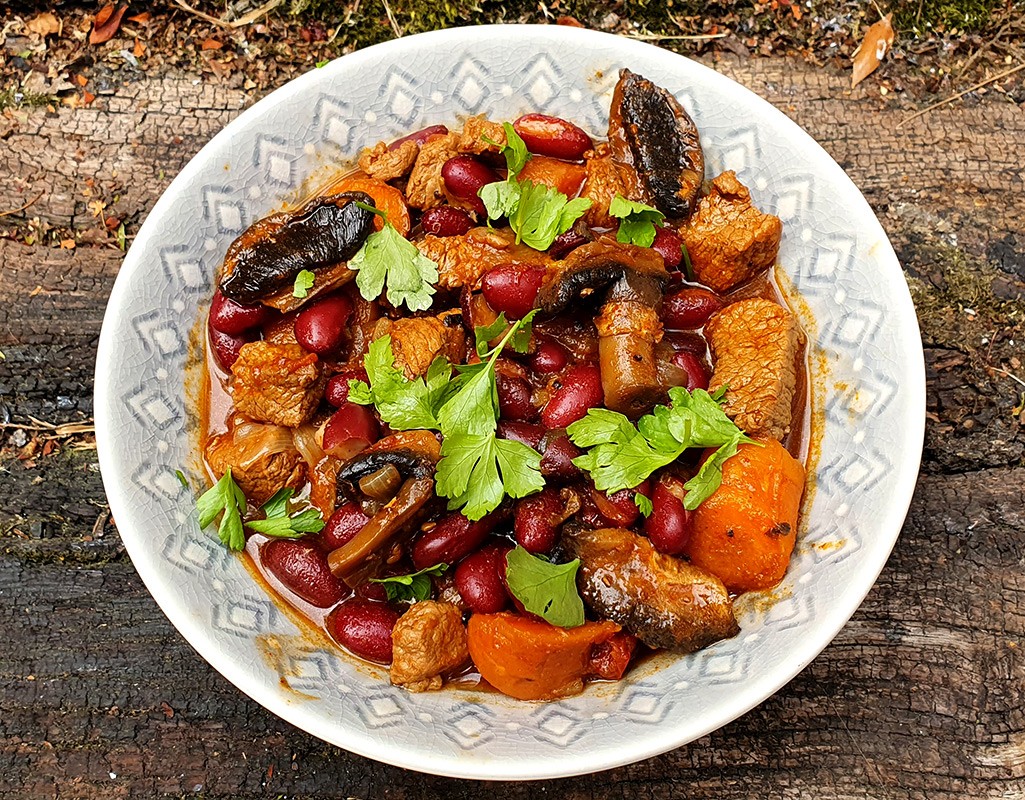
1;53;1024;799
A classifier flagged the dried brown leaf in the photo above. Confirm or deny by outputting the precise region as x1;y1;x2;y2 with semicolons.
133;37;145;58
90;4;128;46
26;12;61;37
127;12;152;24
201;37;224;50
851;14;895;88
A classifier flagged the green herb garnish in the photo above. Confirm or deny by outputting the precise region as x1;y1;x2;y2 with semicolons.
244;488;325;538
504;546;585;628
196;468;247;551
609;195;665;248
371;563;448;602
567;386;756;510
347;209;438;312
293;269;315;298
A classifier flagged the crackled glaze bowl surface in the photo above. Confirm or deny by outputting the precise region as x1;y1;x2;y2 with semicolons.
95;25;925;780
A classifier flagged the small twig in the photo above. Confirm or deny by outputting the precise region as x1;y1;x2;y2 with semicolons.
897;62;1025;128
624;32;729;41
2;418;95;438
992;367;1025;389
0;191;43;219
380;0;402;38
172;0;282;29
957;17;1014;78
172;0;231;27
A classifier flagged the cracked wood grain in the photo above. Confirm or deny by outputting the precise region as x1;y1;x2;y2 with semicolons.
0;55;1022;799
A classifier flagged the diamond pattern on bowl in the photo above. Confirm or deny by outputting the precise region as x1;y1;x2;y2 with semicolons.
96;30;921;777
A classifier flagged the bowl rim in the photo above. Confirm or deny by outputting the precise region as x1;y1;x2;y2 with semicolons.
95;24;926;780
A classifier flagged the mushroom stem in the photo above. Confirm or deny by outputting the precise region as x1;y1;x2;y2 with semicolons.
328;477;434;586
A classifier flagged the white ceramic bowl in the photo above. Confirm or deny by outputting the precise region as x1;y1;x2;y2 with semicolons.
95;25;925;780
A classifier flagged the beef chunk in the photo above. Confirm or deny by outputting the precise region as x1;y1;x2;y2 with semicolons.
390;601;469;692
562;526;739;652
368;312;465;379
357;140;419;182
415;227;550;290
457;114;506;156
205;417;305;505
681;171;782;293
705;298;801;441
231;341;326;427
405;132;461;210
580;143;646;229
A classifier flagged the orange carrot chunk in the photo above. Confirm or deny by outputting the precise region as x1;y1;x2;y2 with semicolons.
467;613;619;701
325;176;411;237
684;438;806;594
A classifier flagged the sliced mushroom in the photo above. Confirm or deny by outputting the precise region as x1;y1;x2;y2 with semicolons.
328;431;441;586
608;69;704;219
562;525;739;652
219;191;375;306
538;238;667;418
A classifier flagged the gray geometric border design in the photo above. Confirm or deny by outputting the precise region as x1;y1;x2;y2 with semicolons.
94;26;925;781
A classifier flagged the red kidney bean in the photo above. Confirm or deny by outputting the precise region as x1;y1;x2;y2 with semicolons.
663;287;725;331
481;265;545;320
514;489;565;554
321;502;371;550
294;293;353;355
513;113;593;161
389;124;449;150
497;374;536;422
325;365;369;408
538;431;582;480
209;290;271;335
497;420;545;449
454;542;513;613
663;331;709;357
421;205;475;237
441;156;498;216
322;403;380;457
644;480;693;555
209;320;253;371
548;230;588;260
530;338;569;374
411;510;503;571
331;598;400;663
541;364;603;429
262;539;346;608
354;580;389;602
671;351;711;392
590;485;643;528
651;226;684;271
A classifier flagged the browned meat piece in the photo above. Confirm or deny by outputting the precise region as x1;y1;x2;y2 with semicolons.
580;143;647;229
457;114;507;155
231;341;326;427
357;140;419;182
415;227;550;290
705;298;801;441
390;601;469;692
405;132;461;210
563;526;739;652
205;417;305;505
608;69;704;218
681;171;782;293
367;311;465;379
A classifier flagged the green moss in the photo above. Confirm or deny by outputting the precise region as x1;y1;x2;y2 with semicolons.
893;0;1011;34
0;86;56;111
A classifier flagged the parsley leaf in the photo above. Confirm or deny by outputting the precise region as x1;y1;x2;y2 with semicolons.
567;387;756;508
473;311;533;356
174;469;189;488
609;195;665;248
293;269;315;298
371;563;448;602
348;221;438;312
498;121;530;177
196;468;247;551
504;546;585;628
634;493;654;517
348;336;455;430
244;487;325;538
509;181;591;251
479;180;521;220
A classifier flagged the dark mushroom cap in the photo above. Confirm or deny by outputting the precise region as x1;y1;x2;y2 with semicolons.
219;191;375;305
336;430;441;503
